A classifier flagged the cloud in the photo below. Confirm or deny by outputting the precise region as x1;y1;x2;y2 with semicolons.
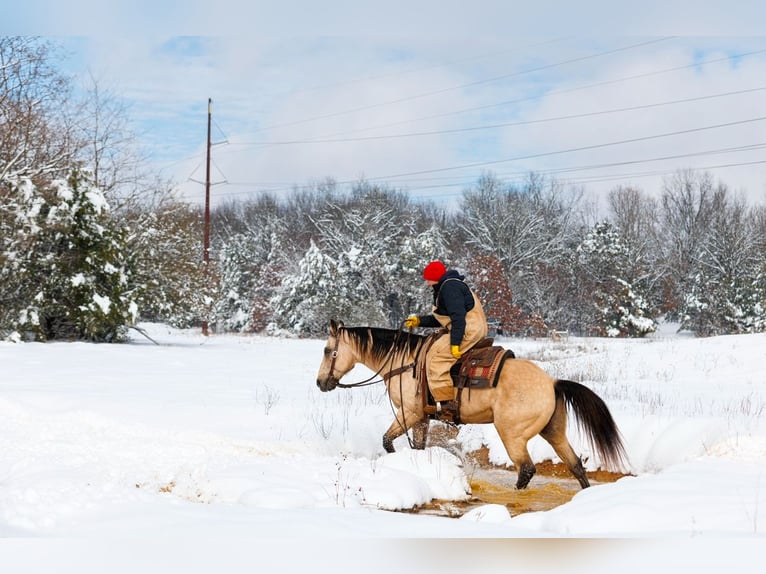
34;29;766;209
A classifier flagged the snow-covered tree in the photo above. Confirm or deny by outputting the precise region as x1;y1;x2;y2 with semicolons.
212;234;258;332
1;170;137;341
0;37;80;184
680;194;766;335
269;240;346;335
267;183;447;335
576;221;657;337
384;224;449;326
124;199;211;329
657;170;719;320
212;226;285;332
454;172;580;331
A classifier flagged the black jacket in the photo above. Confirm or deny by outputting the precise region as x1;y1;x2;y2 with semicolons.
418;270;475;346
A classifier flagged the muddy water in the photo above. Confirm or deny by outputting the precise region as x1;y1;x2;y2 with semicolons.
401;443;628;518
407;464;604;518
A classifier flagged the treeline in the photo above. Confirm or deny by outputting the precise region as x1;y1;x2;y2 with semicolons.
207;171;766;338
2;37;765;341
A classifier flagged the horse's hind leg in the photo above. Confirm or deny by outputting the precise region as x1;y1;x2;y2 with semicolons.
495;427;537;489
540;400;591;489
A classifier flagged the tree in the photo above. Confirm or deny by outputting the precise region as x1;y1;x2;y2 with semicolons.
466;253;524;334
75;72;157;212
388;224;450;326
455;172;580;332
2;170;137;341
124;197;212;329
264;182;447;335
0;37;79;185
269;240;343;335
575;221;657;337
681;192;766;335
657;170;719;320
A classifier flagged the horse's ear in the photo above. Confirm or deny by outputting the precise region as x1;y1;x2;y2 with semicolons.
329;319;345;336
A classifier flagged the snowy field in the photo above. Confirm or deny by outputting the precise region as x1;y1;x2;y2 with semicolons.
1;323;765;572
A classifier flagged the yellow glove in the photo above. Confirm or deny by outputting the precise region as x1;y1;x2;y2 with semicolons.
404;315;420;329
451;345;462;359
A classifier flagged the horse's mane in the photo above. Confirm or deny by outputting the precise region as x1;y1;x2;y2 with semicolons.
342;326;424;363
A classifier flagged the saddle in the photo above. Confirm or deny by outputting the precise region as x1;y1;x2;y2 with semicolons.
415;333;515;424
417;331;515;393
450;339;515;389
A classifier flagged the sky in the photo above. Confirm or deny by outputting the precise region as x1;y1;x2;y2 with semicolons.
6;3;766;211
1;322;765;571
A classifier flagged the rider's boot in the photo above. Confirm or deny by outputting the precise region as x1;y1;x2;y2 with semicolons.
424;399;458;422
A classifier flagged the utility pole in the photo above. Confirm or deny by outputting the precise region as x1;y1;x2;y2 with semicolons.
202;98;212;336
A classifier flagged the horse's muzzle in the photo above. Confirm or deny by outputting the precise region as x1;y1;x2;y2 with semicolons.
316;377;338;392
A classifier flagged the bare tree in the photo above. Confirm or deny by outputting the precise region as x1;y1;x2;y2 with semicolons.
455;172;581;329
657;170;720;317
74;71;156;211
607;185;663;304
0;37;79;185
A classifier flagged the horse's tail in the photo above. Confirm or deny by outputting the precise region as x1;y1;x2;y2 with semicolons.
554;379;628;472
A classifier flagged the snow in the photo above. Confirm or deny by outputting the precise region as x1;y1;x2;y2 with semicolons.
91;293;111;314
1;323;764;570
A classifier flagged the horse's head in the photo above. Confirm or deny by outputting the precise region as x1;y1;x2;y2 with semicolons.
316;319;356;392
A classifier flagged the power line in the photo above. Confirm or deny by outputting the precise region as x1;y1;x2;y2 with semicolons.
203;46;766;169
222;142;766;188
225;86;766;145
237;38;571;102
302;47;766;141
248;37;675;135
172;42;766;205
213;142;766;200
397;159;766;201
369;115;766;182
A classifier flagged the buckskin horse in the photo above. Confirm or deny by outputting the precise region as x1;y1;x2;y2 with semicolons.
315;320;627;489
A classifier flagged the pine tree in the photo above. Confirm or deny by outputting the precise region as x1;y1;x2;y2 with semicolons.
212;227;284;333
124;200;211;329
385;224;449;327
4;170;137;341
269;240;343;335
577;222;657;337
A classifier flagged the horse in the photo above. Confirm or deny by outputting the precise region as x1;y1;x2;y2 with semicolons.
315;319;628;490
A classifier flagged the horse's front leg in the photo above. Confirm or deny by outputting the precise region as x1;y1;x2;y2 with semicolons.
382;409;427;453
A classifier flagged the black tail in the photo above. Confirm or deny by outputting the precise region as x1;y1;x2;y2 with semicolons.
555;379;628;471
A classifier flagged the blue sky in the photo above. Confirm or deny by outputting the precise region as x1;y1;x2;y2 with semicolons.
7;3;766;209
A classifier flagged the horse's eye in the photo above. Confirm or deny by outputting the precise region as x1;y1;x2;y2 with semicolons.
323;347;331;356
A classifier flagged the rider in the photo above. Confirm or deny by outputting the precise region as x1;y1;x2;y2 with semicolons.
404;260;488;420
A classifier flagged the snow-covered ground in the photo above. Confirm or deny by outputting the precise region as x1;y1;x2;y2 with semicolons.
1;323;764;571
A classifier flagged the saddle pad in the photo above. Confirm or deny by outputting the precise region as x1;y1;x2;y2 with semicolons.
451;346;515;389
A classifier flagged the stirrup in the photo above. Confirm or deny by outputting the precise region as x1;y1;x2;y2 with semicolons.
426;400;457;422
